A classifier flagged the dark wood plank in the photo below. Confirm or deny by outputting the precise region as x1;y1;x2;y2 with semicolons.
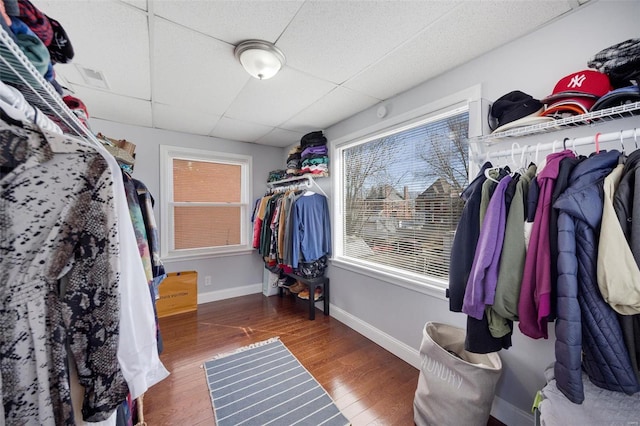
142;293;502;426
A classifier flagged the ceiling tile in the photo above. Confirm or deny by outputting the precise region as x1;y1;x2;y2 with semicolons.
256;127;305;147
36;0;151;99
344;1;572;100
276;1;457;84
71;86;152;127
153;0;303;44
152;18;250;117
119;0;147;11
209;117;273;143
152;103;219;135
224;67;335;127
282;87;380;133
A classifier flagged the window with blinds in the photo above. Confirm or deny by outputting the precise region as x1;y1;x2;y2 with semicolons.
339;108;469;283
160;146;252;259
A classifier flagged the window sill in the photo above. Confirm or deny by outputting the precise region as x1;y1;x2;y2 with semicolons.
330;258;448;301
162;248;255;263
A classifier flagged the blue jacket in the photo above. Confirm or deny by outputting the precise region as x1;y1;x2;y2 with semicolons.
554;150;639;403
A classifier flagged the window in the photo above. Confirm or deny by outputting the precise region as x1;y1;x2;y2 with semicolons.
160;146;252;260
335;107;469;287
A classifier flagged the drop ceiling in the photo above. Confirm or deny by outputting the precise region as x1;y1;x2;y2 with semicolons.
34;0;589;148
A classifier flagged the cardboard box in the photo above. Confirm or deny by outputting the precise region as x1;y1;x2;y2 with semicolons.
156;271;198;318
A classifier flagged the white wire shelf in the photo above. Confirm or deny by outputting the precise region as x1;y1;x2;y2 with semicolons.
0;26;93;140
267;174;317;187
267;173;329;197
473;101;640;145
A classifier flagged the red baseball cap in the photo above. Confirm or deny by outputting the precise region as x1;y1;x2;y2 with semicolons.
542;70;612;104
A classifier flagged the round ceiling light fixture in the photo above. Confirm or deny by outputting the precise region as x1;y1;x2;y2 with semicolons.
234;39;286;80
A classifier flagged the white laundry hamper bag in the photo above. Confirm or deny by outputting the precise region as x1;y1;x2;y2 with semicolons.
413;322;502;426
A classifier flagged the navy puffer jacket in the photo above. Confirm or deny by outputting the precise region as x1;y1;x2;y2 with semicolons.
554;150;639;403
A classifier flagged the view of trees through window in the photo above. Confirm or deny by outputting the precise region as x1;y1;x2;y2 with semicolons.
341;111;469;281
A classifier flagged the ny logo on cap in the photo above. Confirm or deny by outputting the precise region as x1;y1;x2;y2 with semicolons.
568;74;587;88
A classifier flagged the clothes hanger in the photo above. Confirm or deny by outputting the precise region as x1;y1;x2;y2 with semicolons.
616;130;628;165
634;128;638;150
484;166;500;183
302;178;316;196
0;97;26;126
515;143;528;174
594;132;601;154
510;142;520;172
522;145;530;170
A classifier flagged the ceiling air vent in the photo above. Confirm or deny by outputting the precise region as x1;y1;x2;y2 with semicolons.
75;64;110;90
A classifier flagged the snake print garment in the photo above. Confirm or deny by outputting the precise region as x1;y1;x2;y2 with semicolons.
0;119;129;425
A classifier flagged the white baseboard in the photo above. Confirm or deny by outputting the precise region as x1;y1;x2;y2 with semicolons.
198;283;262;305
329;304;533;426
329;305;422;368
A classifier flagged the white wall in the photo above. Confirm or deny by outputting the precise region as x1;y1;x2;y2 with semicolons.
323;1;640;424
89;119;284;298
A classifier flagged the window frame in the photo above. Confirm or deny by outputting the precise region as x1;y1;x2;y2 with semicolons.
331;89;478;298
159;145;253;261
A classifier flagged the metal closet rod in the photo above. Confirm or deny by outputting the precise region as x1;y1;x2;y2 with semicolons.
485;127;640;160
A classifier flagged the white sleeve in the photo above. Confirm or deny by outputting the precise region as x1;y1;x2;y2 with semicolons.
101;145;170;399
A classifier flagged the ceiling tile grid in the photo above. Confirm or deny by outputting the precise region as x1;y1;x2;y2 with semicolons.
152;0;303;45
152;18;250;116
29;0;589;146
210;116;273;142
73;86;153;127
37;0;151;100
282;86;380;133
152;102;219;136
255;127;306;148
223;66;336;127
343;1;573;100
275;0;458;84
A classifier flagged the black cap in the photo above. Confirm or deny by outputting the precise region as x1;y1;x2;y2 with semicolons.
489;91;543;131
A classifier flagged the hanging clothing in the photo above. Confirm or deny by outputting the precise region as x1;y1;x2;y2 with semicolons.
132;178;166;290
463;175;512;320
597;164;640;315
613;149;640;383
554;149;638;404
291;192;331;268
519;150;575;339
252;194;272;249
523;176;539;249
446;162;511;353
448;162;491;312
282;190;305;267
0;120;129;424
492;163;537;322
548;156;582;321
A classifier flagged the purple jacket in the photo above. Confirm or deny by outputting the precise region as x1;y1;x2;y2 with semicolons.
463;174;512;319
518;150;575;339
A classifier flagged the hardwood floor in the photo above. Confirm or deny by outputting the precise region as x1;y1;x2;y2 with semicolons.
142;293;505;426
